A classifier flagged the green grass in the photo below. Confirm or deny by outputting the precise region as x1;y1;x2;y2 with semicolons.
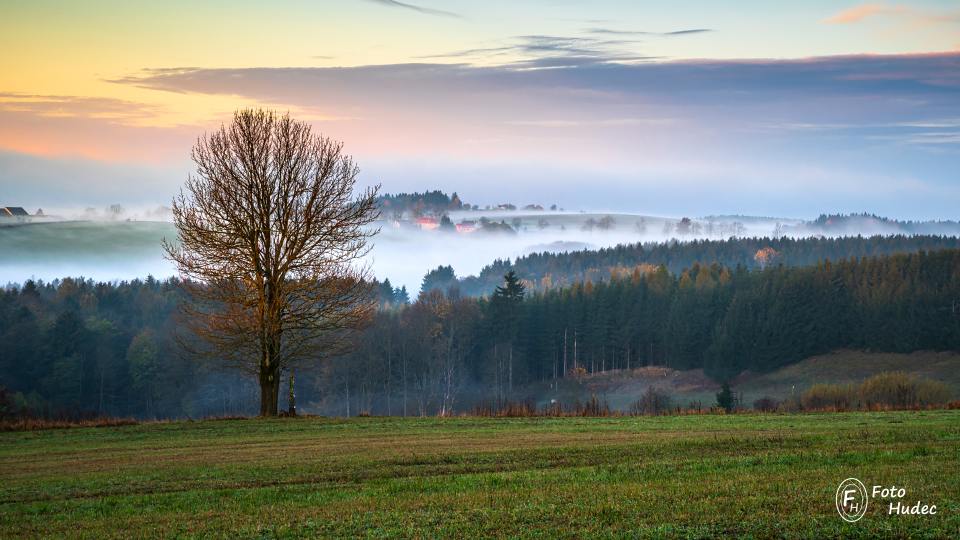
1;412;958;538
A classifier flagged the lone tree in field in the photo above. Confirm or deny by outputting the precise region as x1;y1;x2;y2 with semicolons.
164;109;380;416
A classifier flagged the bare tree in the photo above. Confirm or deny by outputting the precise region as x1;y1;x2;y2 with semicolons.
164;109;380;416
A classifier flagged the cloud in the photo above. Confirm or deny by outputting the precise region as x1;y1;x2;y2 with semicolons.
105;51;960;167
585;28;712;36
824;3;889;24
111;52;960;105
6;51;960;221
503;117;676;128
0;92;161;123
362;0;460;18
823;3;960;25
414;34;656;67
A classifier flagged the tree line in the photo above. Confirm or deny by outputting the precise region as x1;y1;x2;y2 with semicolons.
376;190;467;218
2;245;958;419
452;234;960;296
320;248;960;415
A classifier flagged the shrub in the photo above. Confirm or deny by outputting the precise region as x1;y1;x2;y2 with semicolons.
575;395;611;417
913;379;951;406
801;383;855;411
799;372;953;411
753;396;779;412
778;395;802;413
859;372;950;409
630;386;673;415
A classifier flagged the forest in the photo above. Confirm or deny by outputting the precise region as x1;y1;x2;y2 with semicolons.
447;234;960;296
792;213;960;236
2;236;959;419
375;190;468;218
328;248;960;415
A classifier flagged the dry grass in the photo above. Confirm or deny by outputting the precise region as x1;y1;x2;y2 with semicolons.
470;396;614;417
798;372;952;412
0;417;140;432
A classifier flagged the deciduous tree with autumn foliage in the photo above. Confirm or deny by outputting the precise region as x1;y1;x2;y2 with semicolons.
164;109;380;416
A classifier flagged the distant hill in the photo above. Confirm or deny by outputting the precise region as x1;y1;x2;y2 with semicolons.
789;213;960;236
535;350;960;411
376;190;467;218
455;234;960;296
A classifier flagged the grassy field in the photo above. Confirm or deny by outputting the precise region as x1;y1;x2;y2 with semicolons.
1;412;958;538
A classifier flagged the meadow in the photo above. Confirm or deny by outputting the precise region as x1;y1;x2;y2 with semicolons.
1;412;958;538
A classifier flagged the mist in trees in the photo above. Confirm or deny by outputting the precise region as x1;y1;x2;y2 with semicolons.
316;249;960;416
3;240;959;419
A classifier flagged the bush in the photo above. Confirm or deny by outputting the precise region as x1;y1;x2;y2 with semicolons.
859;372;951;409
799;372;953;411
753;396;779;412
575;395;611;417
801;384;855;411
778;395;802;413
630;386;673;415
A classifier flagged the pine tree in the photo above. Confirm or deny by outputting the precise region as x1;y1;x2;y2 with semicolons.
716;382;734;412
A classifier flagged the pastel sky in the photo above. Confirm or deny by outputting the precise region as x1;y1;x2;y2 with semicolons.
1;0;959;218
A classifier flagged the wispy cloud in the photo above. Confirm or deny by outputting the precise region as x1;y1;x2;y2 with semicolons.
0;92;160;123
823;3;960;25
415;34;656;67
824;3;890;24
503;117;676;128
762;118;960;149
363;0;460;18
868;132;960;146
585;28;712;36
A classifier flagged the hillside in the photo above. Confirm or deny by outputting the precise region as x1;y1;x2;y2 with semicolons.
0;220;175;284
544;350;960;410
789;213;960;237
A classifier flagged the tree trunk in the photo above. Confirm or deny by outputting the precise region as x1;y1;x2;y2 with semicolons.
259;322;282;416
508;345;513;393
259;369;280;416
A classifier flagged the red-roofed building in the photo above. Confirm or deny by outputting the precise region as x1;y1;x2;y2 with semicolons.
416;216;439;230
456;220;477;233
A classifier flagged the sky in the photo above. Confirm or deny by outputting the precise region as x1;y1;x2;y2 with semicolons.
1;0;959;219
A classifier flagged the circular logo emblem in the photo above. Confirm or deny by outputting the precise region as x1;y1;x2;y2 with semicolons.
836;478;869;522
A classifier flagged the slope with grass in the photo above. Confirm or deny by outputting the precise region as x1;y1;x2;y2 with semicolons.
550;350;960;410
734;350;960;405
1;412;958;538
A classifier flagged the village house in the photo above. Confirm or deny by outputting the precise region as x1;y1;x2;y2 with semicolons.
416;216;439;230
1;207;32;223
